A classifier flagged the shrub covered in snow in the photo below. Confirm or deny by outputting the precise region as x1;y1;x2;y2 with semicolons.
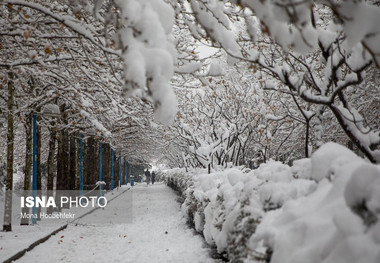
163;142;380;263
252;143;380;263
163;168;194;200
163;160;317;261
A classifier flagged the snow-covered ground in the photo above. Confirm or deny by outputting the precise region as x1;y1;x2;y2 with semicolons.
1;183;215;263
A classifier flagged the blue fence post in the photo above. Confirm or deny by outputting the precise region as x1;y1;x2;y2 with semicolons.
119;158;121;187
80;134;83;198
32;114;37;225
111;149;114;190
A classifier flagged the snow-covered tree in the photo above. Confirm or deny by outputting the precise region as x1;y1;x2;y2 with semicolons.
181;0;380;163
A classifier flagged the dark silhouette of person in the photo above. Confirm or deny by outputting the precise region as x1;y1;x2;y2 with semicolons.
151;171;156;184
144;169;151;185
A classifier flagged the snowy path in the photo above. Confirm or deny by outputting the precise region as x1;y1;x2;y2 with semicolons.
14;183;215;263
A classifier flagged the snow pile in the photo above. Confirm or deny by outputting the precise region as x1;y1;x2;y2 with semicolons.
163;142;380;262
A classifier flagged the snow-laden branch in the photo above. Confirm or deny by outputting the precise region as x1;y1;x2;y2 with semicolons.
2;0;119;56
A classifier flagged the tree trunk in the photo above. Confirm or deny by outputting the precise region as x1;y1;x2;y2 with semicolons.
69;134;77;190
21;113;32;225
85;137;96;189
63;130;70;190
46;124;56;214
305;119;310;158
3;71;15;232
56;127;64;211
57;131;64;191
122;158;125;185
56;104;70;191
47;125;56;191
102;143;110;189
107;144;112;189
313;105;324;149
75;134;80;190
95;139;100;185
82;137;87;189
56;104;70;209
117;155;121;185
115;156;119;188
36;110;42;220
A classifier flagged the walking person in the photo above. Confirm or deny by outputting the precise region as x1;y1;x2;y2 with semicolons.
151;171;156;184
145;169;151;185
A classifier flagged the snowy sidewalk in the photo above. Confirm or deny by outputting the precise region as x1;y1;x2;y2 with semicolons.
13;183;214;263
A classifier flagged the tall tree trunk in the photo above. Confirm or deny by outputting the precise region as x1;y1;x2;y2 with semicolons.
235;144;242;166
21;113;32;225
75;134;80;190
118;157;122;187
313;105;324;149
56;104;70;209
82;137;87;189
57;127;70;207
57;131;64;191
36;109;42;220
122;158;125;185
46;124;56;214
95;138;100;185
63;130;70;190
3;71;15;232
101;143;106;186
69;134;77;190
103;143;110;189
85;137;96;190
56;127;64;211
36;113;42;192
56;104;70;191
47;125;56;191
305;119;310;158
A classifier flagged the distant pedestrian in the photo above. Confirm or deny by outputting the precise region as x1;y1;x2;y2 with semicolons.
145;169;151;185
151;171;156;184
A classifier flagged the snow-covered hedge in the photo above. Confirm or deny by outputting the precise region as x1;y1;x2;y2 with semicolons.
162;143;380;263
